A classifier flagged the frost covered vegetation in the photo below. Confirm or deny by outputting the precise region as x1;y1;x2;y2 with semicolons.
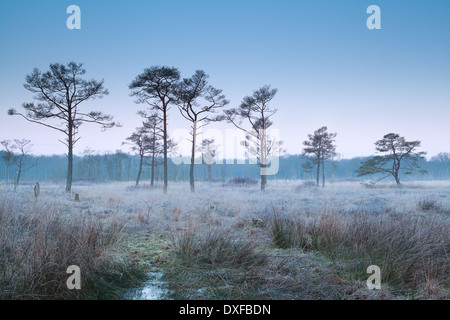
1;180;449;300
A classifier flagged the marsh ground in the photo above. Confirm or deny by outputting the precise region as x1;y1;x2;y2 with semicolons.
1;180;449;299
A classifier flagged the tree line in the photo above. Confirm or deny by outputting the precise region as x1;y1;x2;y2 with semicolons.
4;62;437;191
1;150;449;186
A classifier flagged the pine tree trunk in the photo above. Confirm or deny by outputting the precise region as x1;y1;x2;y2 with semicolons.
163;107;168;194
322;155;325;187
316;158;320;187
260;128;267;191
261;168;267;190
66;124;73;193
136;153;143;186
16;165;22;187
190;121;197;192
151;151;155;187
5;163;9;184
394;158;401;185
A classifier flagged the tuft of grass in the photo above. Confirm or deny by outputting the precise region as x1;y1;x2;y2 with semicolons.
269;216;296;249
268;206;311;250
170;227;266;269
417;195;442;212
165;226;267;299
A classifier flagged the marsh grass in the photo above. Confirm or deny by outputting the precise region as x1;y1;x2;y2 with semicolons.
305;213;448;290
169;226;267;269
2;180;449;299
0;195;146;299
266;207;449;297
165;226;267;299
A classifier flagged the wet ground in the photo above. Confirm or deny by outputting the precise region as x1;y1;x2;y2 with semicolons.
124;271;170;300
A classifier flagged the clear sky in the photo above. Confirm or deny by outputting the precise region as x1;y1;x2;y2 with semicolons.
1;0;449;159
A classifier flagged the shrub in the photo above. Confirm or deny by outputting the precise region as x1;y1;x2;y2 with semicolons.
417;195;442;212
228;177;258;186
294;180;317;192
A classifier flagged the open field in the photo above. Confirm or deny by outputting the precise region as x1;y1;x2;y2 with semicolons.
1;180;449;300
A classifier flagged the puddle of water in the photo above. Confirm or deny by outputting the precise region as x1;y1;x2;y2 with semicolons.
124;271;170;300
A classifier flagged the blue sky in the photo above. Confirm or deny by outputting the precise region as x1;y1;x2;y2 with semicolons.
1;0;449;159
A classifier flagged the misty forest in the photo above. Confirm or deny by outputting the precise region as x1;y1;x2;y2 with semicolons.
1;62;449;300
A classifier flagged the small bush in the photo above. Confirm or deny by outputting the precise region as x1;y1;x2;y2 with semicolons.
294;180;317;192
361;182;376;189
417;195;442;212
228;177;258;186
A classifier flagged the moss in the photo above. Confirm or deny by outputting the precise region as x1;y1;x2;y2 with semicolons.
124;234;170;271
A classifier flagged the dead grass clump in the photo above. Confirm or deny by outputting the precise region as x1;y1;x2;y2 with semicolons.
165;226;268;299
137;211;151;224
417;195;442;212
170;227;266;269
268;213;310;250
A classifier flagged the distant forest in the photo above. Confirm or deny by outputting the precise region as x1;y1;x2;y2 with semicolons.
1;151;449;185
